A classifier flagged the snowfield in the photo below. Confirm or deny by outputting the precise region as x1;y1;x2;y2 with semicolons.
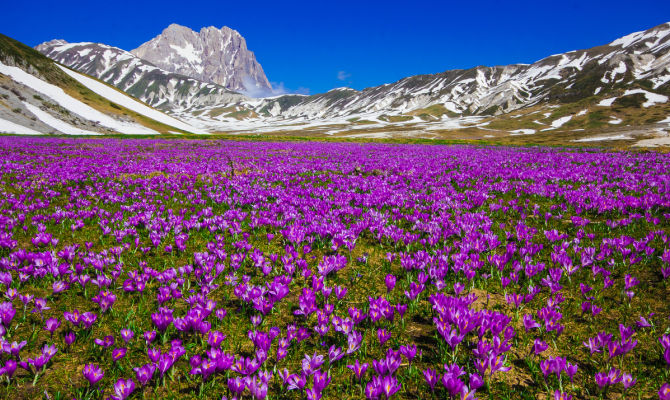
23;102;102;135
0;61;159;135
0;118;42;135
56;65;209;134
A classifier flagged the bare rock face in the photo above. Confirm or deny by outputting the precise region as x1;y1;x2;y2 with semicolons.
130;24;271;94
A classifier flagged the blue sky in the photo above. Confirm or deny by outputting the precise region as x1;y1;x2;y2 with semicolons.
3;0;670;94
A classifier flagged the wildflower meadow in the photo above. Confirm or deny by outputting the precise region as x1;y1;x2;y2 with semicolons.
0;137;668;400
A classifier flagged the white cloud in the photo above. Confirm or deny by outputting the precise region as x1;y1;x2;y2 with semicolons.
337;70;351;81
240;75;309;98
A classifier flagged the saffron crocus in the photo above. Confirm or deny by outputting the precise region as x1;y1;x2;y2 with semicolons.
347;359;368;381
660;383;670;400
112;347;127;362
534;339;549;355
423;368;439;391
44;317;60;336
112;378;135;400
94;335;114;348
82;364;104;386
377;328;391;345
381;375;401;398
64;331;76;347
1;360;17;379
134;363;156;386
301;352;324;375
385;274;396;293
554;390;572;400
622;373;636;390
120;328;134;343
0;302;16;326
313;369;331;392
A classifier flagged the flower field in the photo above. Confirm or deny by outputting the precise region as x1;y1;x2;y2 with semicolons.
0;137;669;399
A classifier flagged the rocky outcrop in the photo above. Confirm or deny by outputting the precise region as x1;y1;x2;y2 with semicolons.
130;23;271;94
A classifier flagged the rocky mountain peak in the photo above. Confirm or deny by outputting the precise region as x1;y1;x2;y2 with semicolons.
130;23;271;94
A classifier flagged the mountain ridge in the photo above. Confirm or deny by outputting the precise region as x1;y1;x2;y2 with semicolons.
130;23;271;94
8;21;670;143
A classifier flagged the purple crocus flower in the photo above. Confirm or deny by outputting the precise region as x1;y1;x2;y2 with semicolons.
144;330;157;345
3;340;27;357
554;391;572;400
112;378;135;400
94;335;114;348
134;363;156;386
1;360;17;379
595;372;610;389
381;375;401;398
112;347;127;362
120;328;134;343
151;307;174;332
622;373;636;389
347;359;368;381
385;274;396;293
377;329;391;345
301;352;324;375
0;302;16;327
660;383;670;400
534;339;549;355
227;376;246;394
423;368;439;391
82;364;104;386
328;345;344;363
44;317;60;336
313;369;331;393
91;290;116;313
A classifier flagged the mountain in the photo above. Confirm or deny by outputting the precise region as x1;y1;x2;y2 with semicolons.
131;23;271;94
35;40;246;112
0;33;207;135
241;21;670;119
21;21;670;142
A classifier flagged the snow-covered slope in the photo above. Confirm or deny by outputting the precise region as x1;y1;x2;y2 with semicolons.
228;22;670;121
36;40;246;112
56;65;209;134
0;33;207;135
131;23;271;94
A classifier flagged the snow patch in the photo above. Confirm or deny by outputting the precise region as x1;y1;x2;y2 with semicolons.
23;103;101;135
169;43;201;64
0;61;159;135
551;115;572;128
598;97;617;107
0;118;42;135
622;89;668;107
509;129;536;135
574;134;631;142
57;65;209;134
